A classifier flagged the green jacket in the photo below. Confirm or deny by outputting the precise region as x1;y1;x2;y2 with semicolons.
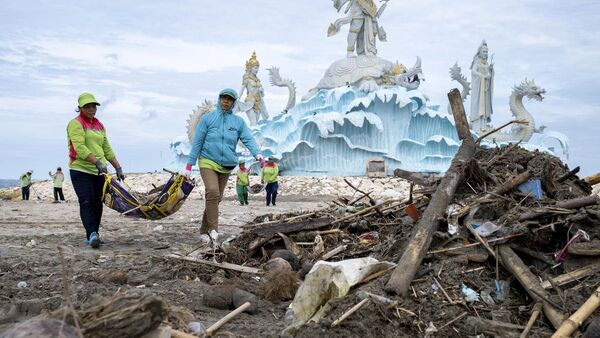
51;173;64;188
67;114;115;175
236;168;249;186
20;174;31;188
261;163;279;184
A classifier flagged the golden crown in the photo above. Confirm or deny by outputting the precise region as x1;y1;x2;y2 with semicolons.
245;51;260;70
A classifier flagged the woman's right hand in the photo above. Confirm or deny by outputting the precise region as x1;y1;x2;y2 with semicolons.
95;161;108;174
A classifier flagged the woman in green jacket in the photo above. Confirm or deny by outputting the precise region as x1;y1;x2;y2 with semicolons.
67;93;124;248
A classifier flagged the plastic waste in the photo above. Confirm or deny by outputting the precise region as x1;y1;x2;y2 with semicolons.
446;204;461;235
517;179;544;200
471;221;502;237
461;283;480;303
284;257;395;331
358;231;380;244
17;281;27;288
495;280;510;302
189;321;206;337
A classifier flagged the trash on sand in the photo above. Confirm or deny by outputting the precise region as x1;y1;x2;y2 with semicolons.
471;221;502;237
461;283;480;303
554;229;590;263
446;204;461;235
17;281;27;288
284;257;395;332
189;321;206;337
517;179;544;200
152;225;164;232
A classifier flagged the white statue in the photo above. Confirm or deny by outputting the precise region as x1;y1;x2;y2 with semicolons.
238;51;268;125
470;40;494;133
328;0;389;57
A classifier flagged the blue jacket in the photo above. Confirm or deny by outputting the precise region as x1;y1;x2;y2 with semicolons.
187;88;261;167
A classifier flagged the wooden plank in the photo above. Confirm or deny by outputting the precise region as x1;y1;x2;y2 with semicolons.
519;196;600;221
541;262;600;289
166;254;263;274
248;216;333;236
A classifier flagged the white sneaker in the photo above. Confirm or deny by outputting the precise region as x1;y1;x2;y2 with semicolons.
209;230;219;242
198;234;211;244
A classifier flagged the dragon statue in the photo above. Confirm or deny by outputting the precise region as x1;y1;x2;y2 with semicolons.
268;66;296;113
449;64;546;143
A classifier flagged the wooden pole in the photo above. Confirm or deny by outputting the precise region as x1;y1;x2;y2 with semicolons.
206;302;251;336
520;302;542;338
498;245;565;329
552;286;600;338
583;172;600;186
385;88;476;295
330;298;370;328
519;196;599;221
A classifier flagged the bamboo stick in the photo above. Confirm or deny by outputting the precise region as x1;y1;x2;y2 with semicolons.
206;302;252;336
552;286;600;338
520;302;542;338
330;298;370;328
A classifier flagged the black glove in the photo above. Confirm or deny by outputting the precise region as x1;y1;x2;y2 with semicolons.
95;161;108;174
115;167;125;181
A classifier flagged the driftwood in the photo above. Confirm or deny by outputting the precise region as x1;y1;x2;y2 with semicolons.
552;286;600;338
498;245;565;329
249;216;333;236
519;196;600;221
520;302;543;338
540;261;600;289
206;302;252;336
385;88;476;295
464;316;525;337
583;172;600;186
393;168;438;187
47;294;168;338
331;298;370;328
568;239;600;256
321;245;347;261
556;166;580;183
166;254;263;274
485;141;521;168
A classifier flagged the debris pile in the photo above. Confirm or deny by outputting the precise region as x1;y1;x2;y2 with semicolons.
164;143;600;337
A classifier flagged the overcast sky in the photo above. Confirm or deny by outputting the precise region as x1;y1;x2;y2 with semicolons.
1;0;599;179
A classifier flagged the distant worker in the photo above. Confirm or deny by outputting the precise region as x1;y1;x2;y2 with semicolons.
67;92;125;249
19;170;32;200
261;156;279;206
236;161;250;205
49;167;65;202
185;88;263;238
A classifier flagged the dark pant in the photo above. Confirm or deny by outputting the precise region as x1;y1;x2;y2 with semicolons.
265;182;278;206
21;187;30;200
53;187;65;201
70;170;105;240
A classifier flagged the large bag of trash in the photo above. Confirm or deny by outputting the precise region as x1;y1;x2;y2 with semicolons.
102;172;194;220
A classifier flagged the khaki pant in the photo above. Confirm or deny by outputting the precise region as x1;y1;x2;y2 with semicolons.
200;168;230;234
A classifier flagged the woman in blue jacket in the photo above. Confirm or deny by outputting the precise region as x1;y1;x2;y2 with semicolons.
185;88;263;236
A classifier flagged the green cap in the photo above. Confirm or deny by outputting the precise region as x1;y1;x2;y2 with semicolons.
268;156;277;161
78;92;100;107
239;160;246;165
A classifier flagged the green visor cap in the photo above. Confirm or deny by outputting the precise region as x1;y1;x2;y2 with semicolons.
219;88;238;101
78;92;100;107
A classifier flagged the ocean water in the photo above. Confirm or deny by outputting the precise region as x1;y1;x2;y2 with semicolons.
0;179;19;189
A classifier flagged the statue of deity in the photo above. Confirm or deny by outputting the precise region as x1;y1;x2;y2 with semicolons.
238;51;268;125
469;40;494;133
328;0;389;57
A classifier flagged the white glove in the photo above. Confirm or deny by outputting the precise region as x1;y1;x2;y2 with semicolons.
256;154;265;168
